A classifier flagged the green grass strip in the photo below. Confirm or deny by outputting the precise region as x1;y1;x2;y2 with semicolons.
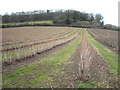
77;82;99;88
86;30;118;74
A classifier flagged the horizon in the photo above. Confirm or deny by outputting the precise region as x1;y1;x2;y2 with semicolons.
0;0;119;26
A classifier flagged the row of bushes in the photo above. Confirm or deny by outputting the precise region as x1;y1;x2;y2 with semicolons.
2;23;54;28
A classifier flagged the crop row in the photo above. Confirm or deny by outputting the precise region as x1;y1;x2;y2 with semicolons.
88;29;118;51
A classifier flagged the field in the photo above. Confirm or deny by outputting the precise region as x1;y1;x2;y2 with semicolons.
1;26;119;88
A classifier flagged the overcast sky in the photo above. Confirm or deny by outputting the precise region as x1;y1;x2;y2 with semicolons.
0;0;119;26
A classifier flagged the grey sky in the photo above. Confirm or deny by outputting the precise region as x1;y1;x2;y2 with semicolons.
0;0;119;26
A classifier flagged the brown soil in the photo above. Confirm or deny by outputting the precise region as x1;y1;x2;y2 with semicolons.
2;26;74;43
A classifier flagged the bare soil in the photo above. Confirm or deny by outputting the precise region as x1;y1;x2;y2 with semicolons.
2;26;74;43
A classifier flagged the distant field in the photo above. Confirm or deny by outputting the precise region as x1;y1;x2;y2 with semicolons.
2;26;73;42
1;20;53;28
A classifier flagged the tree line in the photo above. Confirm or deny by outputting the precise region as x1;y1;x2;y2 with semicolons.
2;9;104;26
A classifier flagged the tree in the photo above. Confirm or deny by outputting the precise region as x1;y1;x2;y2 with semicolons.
101;21;104;26
72;11;79;22
95;14;103;24
89;14;94;21
65;18;71;25
47;10;50;13
2;13;10;23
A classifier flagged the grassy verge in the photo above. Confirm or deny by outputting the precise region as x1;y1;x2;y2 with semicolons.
86;30;118;74
3;29;83;88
